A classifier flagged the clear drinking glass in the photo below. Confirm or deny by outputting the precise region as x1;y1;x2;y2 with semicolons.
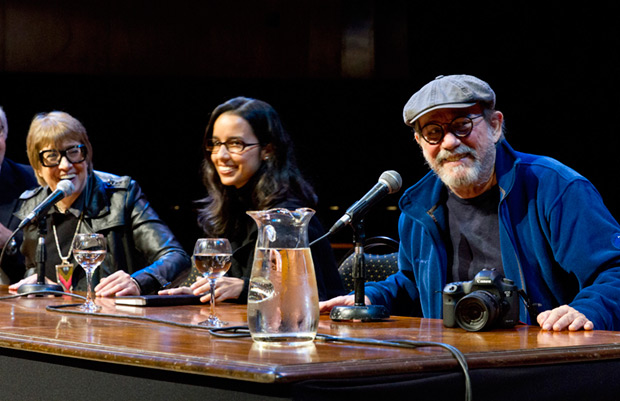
193;238;232;327
72;233;106;312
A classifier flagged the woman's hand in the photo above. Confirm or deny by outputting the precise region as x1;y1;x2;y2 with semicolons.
191;276;244;303
8;274;56;292
158;287;194;296
95;271;140;297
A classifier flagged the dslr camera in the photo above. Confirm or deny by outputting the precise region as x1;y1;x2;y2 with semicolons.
442;268;519;331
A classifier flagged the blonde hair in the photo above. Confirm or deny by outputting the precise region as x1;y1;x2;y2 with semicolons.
26;111;93;185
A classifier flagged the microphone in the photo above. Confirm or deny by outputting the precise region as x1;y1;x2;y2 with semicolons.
17;180;75;230
328;170;402;235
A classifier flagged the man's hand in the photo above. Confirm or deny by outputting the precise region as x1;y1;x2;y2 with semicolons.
319;294;370;313
537;305;594;331
95;271;140;297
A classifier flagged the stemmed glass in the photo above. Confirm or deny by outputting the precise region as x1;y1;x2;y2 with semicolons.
193;238;232;327
72;233;107;312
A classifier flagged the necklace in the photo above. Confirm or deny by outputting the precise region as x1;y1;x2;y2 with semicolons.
52;212;84;291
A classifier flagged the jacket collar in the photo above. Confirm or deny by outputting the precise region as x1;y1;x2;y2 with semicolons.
494;140;519;200
15;171;112;221
398;139;520;221
83;171;111;219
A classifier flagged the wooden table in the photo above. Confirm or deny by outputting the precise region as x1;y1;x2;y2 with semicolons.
0;287;619;400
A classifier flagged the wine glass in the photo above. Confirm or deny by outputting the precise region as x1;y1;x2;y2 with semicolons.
193;238;232;327
72;233;107;312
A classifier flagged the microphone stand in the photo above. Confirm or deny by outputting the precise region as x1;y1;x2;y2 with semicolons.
17;215;63;294
330;219;390;322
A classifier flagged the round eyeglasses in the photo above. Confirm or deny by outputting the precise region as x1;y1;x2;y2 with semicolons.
39;144;87;167
418;114;485;145
205;138;260;154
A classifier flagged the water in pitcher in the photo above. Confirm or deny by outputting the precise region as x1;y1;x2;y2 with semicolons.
247;247;319;345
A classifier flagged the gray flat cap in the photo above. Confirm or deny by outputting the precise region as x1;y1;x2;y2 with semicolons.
403;75;496;126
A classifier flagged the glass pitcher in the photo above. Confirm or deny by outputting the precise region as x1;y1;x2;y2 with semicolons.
246;208;319;346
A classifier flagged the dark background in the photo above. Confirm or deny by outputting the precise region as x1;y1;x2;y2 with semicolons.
1;1;619;255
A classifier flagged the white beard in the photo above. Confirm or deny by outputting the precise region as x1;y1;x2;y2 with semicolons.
429;141;496;191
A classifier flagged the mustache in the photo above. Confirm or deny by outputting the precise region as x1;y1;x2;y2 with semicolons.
435;145;477;164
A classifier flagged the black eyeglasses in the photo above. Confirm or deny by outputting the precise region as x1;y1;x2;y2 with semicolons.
418;114;485;145
39;144;87;167
205;138;260;154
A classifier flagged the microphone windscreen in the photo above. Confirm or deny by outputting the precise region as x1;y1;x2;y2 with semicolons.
56;179;76;197
379;170;402;194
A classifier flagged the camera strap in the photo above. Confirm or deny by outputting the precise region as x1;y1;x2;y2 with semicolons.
517;289;541;325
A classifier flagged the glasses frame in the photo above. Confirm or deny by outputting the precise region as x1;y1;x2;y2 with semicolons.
39;144;87;167
418;114;485;145
205;138;260;154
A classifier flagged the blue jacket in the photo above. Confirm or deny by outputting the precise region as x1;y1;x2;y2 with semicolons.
366;140;620;330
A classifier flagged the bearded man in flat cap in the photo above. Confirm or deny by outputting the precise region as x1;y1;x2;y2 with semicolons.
322;74;620;332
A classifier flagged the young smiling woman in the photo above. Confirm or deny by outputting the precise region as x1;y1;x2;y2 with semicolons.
160;97;345;303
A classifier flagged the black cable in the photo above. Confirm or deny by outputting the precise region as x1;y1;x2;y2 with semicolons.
317;334;471;401
0;290;86;301
309;232;330;247
208;325;254;337
208;329;471;401
46;303;220;330
5;292;471;401
518;289;541;324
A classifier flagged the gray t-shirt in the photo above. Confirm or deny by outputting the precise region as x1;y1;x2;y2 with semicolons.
446;185;504;283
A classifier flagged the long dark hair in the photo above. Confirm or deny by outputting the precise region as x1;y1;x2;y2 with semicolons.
197;97;317;236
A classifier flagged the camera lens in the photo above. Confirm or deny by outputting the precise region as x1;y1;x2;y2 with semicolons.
455;291;500;331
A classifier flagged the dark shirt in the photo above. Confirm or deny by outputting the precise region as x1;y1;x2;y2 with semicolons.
0;158;38;283
43;194;86;288
209;181;346;302
446;185;504;283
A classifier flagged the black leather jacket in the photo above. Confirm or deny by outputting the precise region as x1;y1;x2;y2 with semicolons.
15;171;190;294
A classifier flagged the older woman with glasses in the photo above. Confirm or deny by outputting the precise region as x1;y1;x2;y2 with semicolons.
160;97;345;303
8;111;190;295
